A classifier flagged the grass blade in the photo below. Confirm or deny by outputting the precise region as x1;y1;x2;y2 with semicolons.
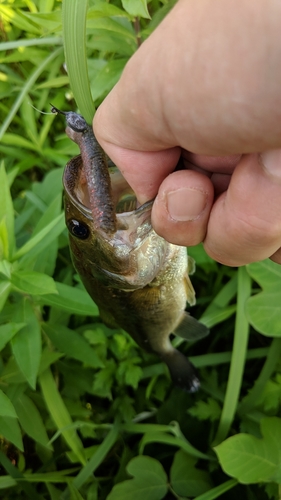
72;420;120;490
12;212;64;261
0;47;63;141
194;479;238;500
0;37;62;51
213;266;251;445
39;368;86;465
62;0;95;121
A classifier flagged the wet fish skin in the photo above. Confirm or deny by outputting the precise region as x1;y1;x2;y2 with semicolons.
57;107;209;392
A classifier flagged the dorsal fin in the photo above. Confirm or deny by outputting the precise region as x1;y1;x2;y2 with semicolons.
174;311;209;341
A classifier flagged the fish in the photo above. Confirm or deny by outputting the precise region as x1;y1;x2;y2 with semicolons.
52;106;209;392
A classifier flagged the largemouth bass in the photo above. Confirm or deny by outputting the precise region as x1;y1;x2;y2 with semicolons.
53;106;209;392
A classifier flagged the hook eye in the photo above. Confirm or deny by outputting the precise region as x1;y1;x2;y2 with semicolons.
67;219;90;240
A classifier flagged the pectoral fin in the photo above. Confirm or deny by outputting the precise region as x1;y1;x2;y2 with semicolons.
99;307;119;329
187;255;196;275
174;311;209;341
184;273;196;306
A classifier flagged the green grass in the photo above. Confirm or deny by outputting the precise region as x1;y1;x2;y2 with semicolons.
0;1;281;499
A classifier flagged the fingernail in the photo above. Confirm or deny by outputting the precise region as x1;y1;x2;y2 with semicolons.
166;188;207;221
260;149;281;177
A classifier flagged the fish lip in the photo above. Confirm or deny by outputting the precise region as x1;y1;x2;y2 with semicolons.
63;157;154;222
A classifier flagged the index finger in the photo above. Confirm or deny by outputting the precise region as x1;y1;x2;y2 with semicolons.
92;137;180;203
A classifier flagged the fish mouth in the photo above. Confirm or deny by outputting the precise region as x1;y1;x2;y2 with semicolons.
63;154;153;224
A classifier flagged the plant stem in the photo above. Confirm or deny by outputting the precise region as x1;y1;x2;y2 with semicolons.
213;266;251;445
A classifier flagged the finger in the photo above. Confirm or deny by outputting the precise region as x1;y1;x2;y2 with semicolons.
183;153;242;173
94;0;281;157
270;247;281;265
151;170;214;246
204;151;281;266
95;141;181;204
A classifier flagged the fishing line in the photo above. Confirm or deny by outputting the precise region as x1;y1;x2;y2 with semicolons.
28;103;55;115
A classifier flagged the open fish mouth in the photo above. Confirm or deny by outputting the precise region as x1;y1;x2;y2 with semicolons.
63;153;154;242
63;153;151;217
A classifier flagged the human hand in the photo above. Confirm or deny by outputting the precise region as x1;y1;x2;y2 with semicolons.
93;0;281;266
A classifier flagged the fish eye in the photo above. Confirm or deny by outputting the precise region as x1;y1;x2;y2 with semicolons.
67;219;90;240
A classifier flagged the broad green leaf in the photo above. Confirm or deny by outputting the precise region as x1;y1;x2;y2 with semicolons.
0;357;27;385
0;390;17;418
22;469;78;483
1;133;38;151
246;292;281;337
20;97;38;145
36;75;69;89
199;305;236;329
170;450;212;497
124;363;142;389
88;2;130;19
1;47;50;65
13;393;52;449
13;212;64;260
87;17;135;39
0;281;12;313
246;260;281;336
93;359;116;400
0;416;23;451
39;282;99;316
139;431;210;461
88;31;136;57
31;192;62;275
91;59;127;101
107;456;167;500
33;189;62;227
11;300;41;389
255;375;281;412
247;259;281;292
23;11;62;31
11;270;58;295
0;218;10;260
214;417;281;484
38;349;64;374
44;324;104;368
40;367;86;465
0;322;25;351
68;484;85;500
121;0;151;19
0;476;17;489
0;5;41;35
0;164;15;258
188;398;221;422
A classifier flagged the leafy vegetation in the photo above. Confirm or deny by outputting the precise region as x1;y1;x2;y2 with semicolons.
1;0;281;499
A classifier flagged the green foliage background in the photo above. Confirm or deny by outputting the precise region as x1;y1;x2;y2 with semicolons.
1;1;281;499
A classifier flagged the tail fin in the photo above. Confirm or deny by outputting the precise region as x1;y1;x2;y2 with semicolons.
161;348;200;393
